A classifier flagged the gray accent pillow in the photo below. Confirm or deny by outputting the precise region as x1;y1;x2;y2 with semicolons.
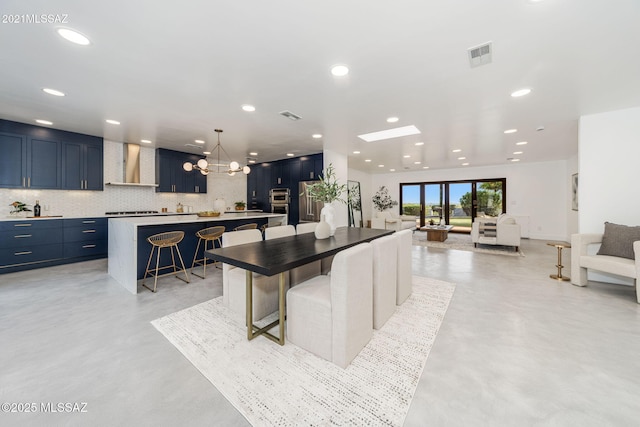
597;222;640;260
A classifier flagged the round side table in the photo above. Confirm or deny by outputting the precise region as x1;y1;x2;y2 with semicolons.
547;242;571;281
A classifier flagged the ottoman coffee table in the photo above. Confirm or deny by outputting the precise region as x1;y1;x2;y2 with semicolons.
420;225;454;242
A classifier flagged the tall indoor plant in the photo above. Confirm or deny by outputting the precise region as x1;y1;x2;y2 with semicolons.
372;186;398;212
307;164;346;237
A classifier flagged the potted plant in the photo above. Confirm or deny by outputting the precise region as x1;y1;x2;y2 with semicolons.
307;164;346;237
9;201;32;217
372;186;398;212
234;201;246;211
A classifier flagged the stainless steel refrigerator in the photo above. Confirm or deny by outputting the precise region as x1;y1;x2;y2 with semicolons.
298;181;323;223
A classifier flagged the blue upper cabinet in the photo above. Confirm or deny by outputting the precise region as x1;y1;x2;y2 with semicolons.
0;132;27;188
156;149;207;193
0;119;103;191
61;140;103;190
299;153;323;181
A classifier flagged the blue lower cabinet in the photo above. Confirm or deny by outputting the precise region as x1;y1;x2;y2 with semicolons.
0;217;108;274
0;243;64;269
63;240;107;258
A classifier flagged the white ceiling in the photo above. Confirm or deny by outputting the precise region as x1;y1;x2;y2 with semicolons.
1;0;639;173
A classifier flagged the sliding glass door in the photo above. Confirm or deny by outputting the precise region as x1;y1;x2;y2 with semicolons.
400;178;506;232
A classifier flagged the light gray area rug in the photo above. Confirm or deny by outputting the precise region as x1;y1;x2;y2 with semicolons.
413;231;525;257
152;276;455;426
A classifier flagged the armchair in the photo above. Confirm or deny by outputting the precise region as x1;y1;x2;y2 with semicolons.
471;214;521;251
571;232;640;303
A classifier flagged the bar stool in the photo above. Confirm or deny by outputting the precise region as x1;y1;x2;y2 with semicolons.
142;231;190;293
191;226;225;279
234;223;258;231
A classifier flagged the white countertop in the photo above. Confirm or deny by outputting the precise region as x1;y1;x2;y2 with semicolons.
108;212;285;227
1;210;267;222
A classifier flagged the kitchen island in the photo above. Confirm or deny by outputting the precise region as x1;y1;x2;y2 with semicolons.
108;212;287;294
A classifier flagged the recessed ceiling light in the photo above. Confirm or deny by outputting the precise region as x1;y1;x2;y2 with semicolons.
353;151;360;154
42;88;65;97
249;152;258;156
452;149;462;153
511;158;521;162
511;88;532;97
378;164;384;168
241;104;256;112
56;28;91;45
203;151;211;155
414;161;421;165
330;64;349;77
286;153;295;157
35;119;53;125
415;142;424;146
457;157;466;160
462;162;470;166
365;159;372;162
516;141;528;145
141;139;152;144
312;134;322;139
423;166;429;169
358;125;421;142
403;155;411;158
390;169;396;172
195;139;205;144
386;117;399;123
504;129;517;134
106;119;120;125
248;159;256;164
513;151;523;155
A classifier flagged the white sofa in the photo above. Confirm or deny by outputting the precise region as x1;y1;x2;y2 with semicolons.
571;233;640;303
471;214;521;251
371;211;417;231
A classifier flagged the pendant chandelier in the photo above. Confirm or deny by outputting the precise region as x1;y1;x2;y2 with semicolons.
182;129;251;176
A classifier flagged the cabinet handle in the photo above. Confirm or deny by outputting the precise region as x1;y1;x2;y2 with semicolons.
14;224;32;227
310;172;314;179
15;251;32;256
28;177;31;187
278;178;281;184
23;177;26;187
82;230;96;233
82;220;96;224
14;234;32;238
82;244;96;249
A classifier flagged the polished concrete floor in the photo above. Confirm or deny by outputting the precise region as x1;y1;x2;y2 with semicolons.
1;237;639;426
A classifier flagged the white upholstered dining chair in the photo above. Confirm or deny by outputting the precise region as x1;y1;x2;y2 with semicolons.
222;229;287;321
396;229;413;305
371;235;397;329
264;225;321;287
286;243;373;368
292;222;322;285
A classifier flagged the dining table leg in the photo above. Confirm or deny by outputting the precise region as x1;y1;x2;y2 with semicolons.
245;270;287;346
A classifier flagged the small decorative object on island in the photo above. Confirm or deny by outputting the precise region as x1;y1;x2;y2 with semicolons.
9;201;32;217
234;201;246;211
306;164;346;238
213;199;226;213
34;200;41;217
372;186;398;212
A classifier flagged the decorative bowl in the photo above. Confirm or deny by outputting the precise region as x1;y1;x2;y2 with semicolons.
197;211;221;217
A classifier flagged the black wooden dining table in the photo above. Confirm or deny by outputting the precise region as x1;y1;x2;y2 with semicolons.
205;226;393;345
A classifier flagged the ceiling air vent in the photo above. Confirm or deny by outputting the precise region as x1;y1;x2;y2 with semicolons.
279;110;302;121
468;42;492;68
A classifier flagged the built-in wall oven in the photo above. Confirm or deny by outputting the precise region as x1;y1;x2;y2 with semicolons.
270;188;290;216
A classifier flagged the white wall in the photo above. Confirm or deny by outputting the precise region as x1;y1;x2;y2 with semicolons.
0;140;247;218
365;160;570;241
578;107;640;232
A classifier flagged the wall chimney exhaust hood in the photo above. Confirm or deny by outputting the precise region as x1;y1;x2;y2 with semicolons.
106;143;158;187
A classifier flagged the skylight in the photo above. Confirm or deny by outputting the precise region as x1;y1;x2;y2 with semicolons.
357;125;421;142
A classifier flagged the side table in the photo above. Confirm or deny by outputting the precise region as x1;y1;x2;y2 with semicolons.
547;242;571;281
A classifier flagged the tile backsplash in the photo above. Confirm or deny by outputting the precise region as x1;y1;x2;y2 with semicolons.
1;140;247;218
